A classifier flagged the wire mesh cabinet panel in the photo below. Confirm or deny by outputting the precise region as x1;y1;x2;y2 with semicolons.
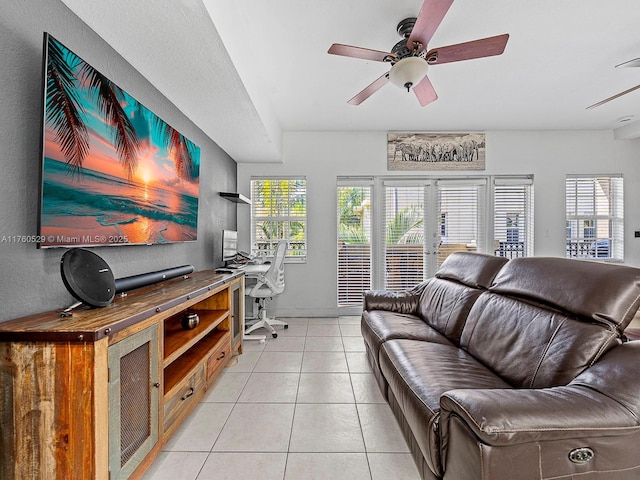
108;325;159;480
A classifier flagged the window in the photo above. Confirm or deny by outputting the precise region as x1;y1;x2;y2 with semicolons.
565;175;623;261
337;181;372;307
439;213;447;237
383;183;427;291
493;177;534;258
436;179;486;268
583;220;595;239
250;177;306;261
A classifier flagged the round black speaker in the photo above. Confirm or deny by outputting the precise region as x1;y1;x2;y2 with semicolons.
60;248;116;307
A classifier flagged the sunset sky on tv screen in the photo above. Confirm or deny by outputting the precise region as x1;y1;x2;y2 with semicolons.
40;35;200;247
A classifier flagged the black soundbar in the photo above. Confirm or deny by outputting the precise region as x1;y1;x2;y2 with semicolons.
115;265;194;293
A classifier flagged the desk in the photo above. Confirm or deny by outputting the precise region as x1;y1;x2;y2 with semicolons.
241;263;270;277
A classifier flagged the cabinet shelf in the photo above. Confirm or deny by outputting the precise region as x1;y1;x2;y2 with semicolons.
164;329;230;395
163;309;228;366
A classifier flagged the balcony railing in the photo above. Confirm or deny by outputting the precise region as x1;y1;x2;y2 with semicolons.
494;240;611;259
494;241;525;259
254;240;306;258
566;239;610;258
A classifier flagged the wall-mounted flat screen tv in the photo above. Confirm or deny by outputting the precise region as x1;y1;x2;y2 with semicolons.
38;33;200;248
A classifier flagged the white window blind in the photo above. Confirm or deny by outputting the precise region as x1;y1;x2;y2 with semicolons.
566;175;623;261
250;177;307;260
337;181;372;306
383;184;426;291
493;177;534;258
436;180;485;268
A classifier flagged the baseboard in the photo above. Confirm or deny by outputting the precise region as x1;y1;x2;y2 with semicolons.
270;306;340;318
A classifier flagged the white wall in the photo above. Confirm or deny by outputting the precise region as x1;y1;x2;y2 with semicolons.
238;130;640;317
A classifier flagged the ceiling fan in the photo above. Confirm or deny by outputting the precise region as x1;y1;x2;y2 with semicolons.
327;0;509;106
586;58;640;109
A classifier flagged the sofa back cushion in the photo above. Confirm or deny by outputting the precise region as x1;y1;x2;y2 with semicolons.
435;252;508;289
417;252;508;344
460;293;619;388
460;257;640;388
489;257;640;333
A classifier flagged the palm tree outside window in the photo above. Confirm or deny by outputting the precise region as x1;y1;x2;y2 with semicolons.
250;178;307;261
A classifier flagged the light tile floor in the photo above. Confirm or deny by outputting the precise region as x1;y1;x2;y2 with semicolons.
142;317;421;480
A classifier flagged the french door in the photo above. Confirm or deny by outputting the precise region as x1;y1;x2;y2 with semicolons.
381;179;485;291
338;176;533;308
337;181;373;311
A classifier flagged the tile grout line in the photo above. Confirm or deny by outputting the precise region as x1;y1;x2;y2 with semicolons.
345;334;375;479
282;330;305;480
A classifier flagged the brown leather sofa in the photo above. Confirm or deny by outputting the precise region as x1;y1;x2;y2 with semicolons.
362;252;640;480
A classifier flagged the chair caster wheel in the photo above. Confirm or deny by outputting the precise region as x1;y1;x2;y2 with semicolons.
272;333;278;338
284;324;289;329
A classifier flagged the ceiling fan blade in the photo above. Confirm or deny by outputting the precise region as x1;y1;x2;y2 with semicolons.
586;84;640;109
413;75;438;107
408;0;454;51
328;43;395;62
426;33;509;64
616;58;640;68
348;72;390;105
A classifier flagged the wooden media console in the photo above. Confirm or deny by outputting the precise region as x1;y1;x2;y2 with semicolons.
0;270;244;480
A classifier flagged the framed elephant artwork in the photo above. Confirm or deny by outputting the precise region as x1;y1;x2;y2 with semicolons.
387;132;485;171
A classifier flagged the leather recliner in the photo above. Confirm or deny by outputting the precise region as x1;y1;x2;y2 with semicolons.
362;252;640;480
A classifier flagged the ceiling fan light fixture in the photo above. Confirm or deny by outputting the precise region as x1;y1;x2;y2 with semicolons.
389;57;428;92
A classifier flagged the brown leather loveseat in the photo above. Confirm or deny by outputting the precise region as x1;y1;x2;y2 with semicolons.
362;252;640;480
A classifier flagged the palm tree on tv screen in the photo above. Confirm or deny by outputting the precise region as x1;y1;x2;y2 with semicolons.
45;37;90;176
79;62;140;178
152;117;200;182
45;36;198;182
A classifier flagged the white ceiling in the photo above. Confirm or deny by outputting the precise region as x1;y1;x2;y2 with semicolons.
62;0;640;163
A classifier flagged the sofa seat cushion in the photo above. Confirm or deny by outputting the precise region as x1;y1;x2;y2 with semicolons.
379;339;511;477
362;310;453;372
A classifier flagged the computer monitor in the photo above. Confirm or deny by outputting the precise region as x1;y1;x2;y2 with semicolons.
222;230;238;264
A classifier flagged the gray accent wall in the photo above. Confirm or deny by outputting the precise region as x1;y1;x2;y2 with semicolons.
0;0;237;322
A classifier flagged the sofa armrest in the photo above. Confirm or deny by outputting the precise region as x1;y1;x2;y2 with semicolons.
440;385;640;448
441;340;640;448
363;280;429;314
439;339;640;480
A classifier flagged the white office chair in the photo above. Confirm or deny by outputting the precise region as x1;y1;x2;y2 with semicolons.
245;240;289;338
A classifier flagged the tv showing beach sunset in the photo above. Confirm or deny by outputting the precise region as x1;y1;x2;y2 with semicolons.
38;33;200;248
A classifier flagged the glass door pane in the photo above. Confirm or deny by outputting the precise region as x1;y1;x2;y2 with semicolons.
383;185;426;290
337;184;372;307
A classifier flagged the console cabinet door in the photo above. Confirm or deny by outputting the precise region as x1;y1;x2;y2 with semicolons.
108;325;160;480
